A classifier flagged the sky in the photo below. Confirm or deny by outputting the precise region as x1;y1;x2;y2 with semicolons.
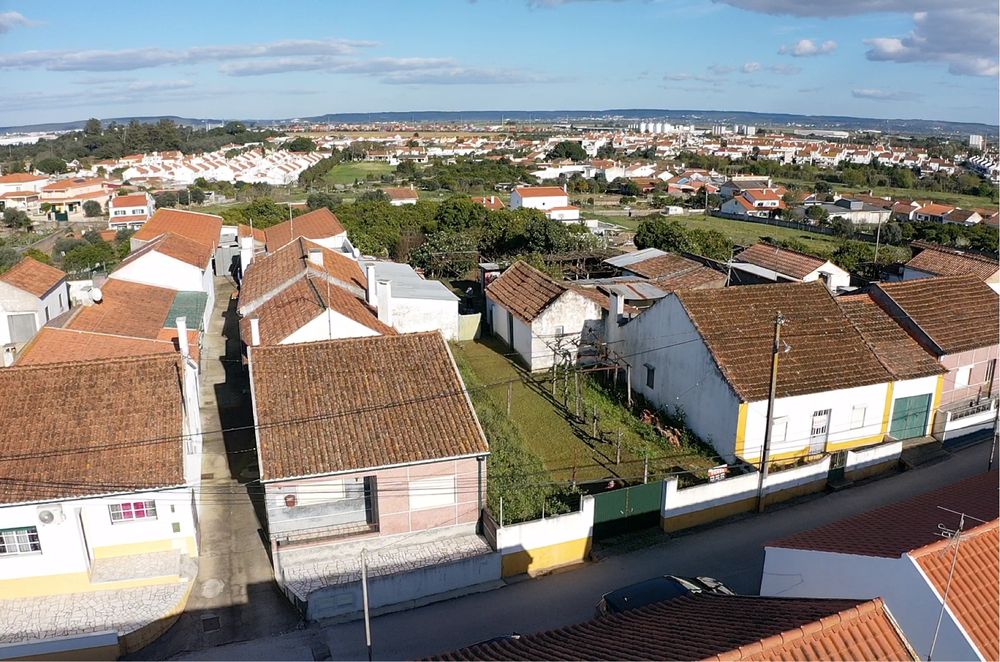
0;0;997;127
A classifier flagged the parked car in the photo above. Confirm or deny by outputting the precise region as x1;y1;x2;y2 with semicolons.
597;575;735;615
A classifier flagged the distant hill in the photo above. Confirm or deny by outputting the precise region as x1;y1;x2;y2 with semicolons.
2;109;996;138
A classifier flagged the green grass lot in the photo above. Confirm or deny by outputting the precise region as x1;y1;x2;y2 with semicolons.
589;212;843;254
773;178;998;211
452;336;719;485
321;161;394;186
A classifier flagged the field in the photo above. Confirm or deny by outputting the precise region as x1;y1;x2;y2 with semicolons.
772;177;998;211
321;161;394;186
588;212;843;254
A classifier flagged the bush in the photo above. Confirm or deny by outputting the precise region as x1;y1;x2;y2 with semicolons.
82;200;103;217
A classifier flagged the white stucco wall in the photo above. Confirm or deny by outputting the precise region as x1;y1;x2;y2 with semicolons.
0;488;198;582
485;296;534;369
0;280;69;346
389;296;459;341
761;547;979;661
281;309;382;344
803;261;851;291
618;295;742;459
496;496;594;554
510;192;567;211
110;253;205;293
528;290;603;372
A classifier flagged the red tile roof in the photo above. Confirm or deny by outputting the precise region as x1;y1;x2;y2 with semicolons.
916;203;955;217
63;279;176;339
0;173;46;183
677;282;891;401
836;294;945;381
0;257;65;298
769;471;999;558
436;595;915;661
472;196;505;211
905;242;999;280
872;275;1000;354
912;522;999;661
15;327;180;365
384;187;419;200
624;252;703;279
132;208;222;249
514;186;568;198
118;232;214;270
250;332;488;481
263;207;346;252
734;243;827;280
0;355;186;505
486;261;568;323
109;193;151;208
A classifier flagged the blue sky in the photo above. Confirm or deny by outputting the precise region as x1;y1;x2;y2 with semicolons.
0;0;997;127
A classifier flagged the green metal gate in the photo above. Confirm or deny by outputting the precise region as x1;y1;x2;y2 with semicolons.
593;482;664;538
890;394;932;440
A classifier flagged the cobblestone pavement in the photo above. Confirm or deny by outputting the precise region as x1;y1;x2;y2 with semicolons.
90;550;182;583
0;582;190;644
280;532;493;598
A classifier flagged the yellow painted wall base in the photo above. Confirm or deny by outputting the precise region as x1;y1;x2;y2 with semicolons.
662;478;828;533
501;537;591;577
0;569;181;599
845;459;897;483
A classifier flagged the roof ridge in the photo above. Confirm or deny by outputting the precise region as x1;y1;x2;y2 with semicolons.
909;518;999;557
3;351;179;372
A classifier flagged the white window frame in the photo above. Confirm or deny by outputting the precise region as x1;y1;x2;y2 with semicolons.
409;475;456;511
851;405;867;430
109;500;158;523
0;526;41;555
770;416;788;443
955;365;973;388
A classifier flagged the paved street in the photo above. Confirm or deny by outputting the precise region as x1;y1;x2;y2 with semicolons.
176;440;995;661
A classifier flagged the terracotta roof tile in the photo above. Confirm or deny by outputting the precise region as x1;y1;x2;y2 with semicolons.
905;242;999;280
486;261;566;323
15;327;179;365
654;265;728;290
263;207;345;251
118;232;214;270
239;276;393;345
436;595;915;661
238;238;366;315
872;275;999;354
912;523;999;661
109;193;151;208
132;208;222;248
63;279;177;339
384;187;419;200
734;244;827;280
836;294;945;381
0;257;65;298
676;282;892;402
251;333;489;481
0;173;46;183
625;252;703;279
770;471;999;557
514;186;568;198
0;355;186;505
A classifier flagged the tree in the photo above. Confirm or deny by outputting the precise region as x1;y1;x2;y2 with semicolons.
188;187;206;204
83;118;102;135
547;141;588;162
0;248;18;273
889;167;915;189
306;192;340;211
61;241;116;273
881;222;903;246
23;248;52;265
596;143;616;159
82;200;103;217
633;218;691;253
434;196;488;233
805;205;829;223
687;228;732;261
410;231;479;277
616;180;642;197
284;136;316;153
830;217;855;238
358;190;391;203
2;208;32;230
154;191;179;208
34;157;68;174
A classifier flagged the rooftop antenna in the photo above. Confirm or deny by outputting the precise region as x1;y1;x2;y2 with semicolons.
926;506;987;661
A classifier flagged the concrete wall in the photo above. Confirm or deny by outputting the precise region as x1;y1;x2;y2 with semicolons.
844;440;901;481
0;280;69;347
109;252;204;293
305;550;501;621
495;496;594;577
457;313;481;341
529;290;603;372
761;547;979;661
0;631;119;661
281;309;381;344
390;296;459;341
485;297;534;370
0;488;198;598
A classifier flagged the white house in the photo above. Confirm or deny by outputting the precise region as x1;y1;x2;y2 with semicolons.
509;186;580;222
261;207;352;255
486;261;604;371
729;243;851;292
0;352;203;656
360;260;460;341
762;471;998;662
107;192;156;230
385;187;419;206
109;232;215;331
0;173;47;213
608;282;940;465
0;257;69;362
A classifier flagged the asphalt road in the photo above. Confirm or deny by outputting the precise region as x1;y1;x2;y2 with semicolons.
174;440;995;661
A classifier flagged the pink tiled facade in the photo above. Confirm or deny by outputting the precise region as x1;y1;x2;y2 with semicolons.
940;346;999;406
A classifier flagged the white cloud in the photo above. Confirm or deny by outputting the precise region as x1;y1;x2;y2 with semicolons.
707;64;735;75
382;68;554;85
0;11;39;34
768;63;801;75
778;38;837;57
852;88;920;101
716;0;998;77
741;62;761;73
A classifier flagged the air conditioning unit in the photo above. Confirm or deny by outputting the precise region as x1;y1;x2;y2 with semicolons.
37;504;65;525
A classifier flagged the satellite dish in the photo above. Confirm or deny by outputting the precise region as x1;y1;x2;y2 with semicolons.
90;287;103;303
38;510;54;524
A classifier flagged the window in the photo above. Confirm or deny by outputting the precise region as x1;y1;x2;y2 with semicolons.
109;500;157;523
851;405;867;430
7;313;37;344
955;366;972;388
0;527;40;555
985;360;996;385
58;293;63;309
770;416;788;443
645;364;655;389
554;325;565;338
409;475;456;511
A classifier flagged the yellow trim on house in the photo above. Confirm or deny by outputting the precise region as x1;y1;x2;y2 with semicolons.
92;538;176;559
0;571;181;599
930;374;945;430
735;403;749;458
880;382;895;436
501;537;591;577
826;434;887;452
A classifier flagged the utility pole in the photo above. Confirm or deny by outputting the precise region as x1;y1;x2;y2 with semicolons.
927;508;986;661
360;548;373;662
756;312;786;513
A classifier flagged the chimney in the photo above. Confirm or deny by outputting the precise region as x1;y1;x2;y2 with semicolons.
249;317;261;346
176;316;189;358
365;264;377;304
376;279;393;326
610;291;624;323
307;248;323;267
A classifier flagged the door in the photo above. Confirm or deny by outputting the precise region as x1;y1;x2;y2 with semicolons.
809;409;831;454
889;394;932;440
506;310;514;347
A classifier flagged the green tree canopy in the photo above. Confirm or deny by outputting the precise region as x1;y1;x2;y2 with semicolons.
547;141;588;162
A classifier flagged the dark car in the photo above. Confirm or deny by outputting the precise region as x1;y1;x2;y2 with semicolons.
596;575;735;615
